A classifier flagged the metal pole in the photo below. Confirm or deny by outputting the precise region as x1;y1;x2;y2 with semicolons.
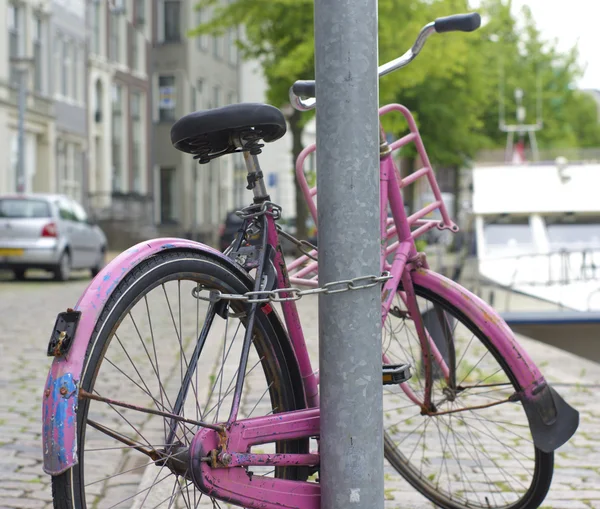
17;67;27;193
315;0;383;508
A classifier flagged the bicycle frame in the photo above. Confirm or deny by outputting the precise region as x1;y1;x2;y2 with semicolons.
286;104;459;411
189;103;577;507
43;103;578;509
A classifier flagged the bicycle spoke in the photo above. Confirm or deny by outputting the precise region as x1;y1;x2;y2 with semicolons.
215;304;230;423
248;381;274;418
132;464;171;509
144;294;169;443
107;471;172;509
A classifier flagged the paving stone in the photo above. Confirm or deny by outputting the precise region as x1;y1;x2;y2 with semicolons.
2;272;600;508
0;498;46;509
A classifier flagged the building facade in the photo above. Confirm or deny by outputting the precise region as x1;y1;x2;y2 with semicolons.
151;0;243;242
87;0;153;209
0;0;309;249
50;0;87;204
0;0;56;195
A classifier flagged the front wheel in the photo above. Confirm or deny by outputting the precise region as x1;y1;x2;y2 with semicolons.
382;281;553;509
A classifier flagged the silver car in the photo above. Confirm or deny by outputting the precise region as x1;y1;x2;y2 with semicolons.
0;193;107;281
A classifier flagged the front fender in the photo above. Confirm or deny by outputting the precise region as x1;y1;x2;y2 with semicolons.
42;238;247;475
412;268;579;452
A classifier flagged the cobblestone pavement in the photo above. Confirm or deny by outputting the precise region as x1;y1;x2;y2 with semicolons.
1;265;599;509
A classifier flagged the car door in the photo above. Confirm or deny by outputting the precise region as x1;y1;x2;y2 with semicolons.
70;199;98;268
56;197;86;269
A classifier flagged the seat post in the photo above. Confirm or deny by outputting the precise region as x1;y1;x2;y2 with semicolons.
243;151;269;201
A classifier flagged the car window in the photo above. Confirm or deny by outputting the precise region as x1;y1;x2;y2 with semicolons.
0;198;51;218
57;198;76;221
70;200;88;223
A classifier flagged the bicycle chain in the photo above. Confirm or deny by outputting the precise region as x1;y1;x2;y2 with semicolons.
191;272;392;304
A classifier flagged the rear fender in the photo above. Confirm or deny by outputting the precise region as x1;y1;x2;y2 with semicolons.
42;238;298;475
412;269;579;452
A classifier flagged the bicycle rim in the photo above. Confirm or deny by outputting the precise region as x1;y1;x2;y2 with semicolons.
51;251;307;508
382;282;553;509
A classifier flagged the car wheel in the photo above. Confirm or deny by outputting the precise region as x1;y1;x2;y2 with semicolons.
13;269;26;281
91;247;106;278
54;251;71;282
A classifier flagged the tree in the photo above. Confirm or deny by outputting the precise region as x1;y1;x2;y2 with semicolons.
190;0;478;243
190;0;315;244
191;0;600;246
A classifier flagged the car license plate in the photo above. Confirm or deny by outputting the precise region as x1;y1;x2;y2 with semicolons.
0;248;24;257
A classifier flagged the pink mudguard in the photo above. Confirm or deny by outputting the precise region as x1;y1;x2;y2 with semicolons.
42;239;234;475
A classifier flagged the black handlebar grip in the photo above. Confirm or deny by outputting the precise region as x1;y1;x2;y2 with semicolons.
434;12;481;33
292;80;316;98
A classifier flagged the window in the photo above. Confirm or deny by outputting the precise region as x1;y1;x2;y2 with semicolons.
33;17;44;93
546;215;600;250
163;0;181;42
72;47;79;101
94;79;103;122
191;86;196;112
62;39;70;97
227;28;237;65
92;1;101;55
158;75;176;122
70;199;88;223
0;198;51;219
213;35;222;59
131;30;139;71
160;167;177;223
135;0;146;26
131;91;143;192
8;3;23;85
110;10;121;62
112;85;124;191
57;197;76;221
227;91;236;105
195;9;208;50
483;216;533;255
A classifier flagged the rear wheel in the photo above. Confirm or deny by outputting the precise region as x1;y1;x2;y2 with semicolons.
382;282;553;509
54;251;71;281
51;250;307;508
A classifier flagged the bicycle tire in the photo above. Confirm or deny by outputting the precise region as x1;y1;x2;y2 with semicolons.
383;282;553;509
51;250;308;508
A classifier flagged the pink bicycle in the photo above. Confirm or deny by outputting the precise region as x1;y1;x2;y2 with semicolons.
43;13;578;509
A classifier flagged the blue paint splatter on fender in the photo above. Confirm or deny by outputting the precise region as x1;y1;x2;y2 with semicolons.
42;373;79;475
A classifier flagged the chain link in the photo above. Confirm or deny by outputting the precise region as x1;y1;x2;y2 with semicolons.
191;272;392;304
236;201;282;220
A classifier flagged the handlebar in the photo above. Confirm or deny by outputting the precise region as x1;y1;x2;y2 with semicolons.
290;12;481;112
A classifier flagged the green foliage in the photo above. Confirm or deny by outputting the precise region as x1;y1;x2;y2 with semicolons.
190;0;600;171
190;0;315;125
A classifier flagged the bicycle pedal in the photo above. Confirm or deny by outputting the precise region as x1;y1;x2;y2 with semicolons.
382;363;411;385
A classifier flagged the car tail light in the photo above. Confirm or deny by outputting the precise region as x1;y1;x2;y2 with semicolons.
41;222;58;238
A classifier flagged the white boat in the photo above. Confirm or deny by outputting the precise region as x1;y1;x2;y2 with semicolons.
472;159;600;361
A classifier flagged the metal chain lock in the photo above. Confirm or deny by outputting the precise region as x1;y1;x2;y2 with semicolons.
191;272;392;304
